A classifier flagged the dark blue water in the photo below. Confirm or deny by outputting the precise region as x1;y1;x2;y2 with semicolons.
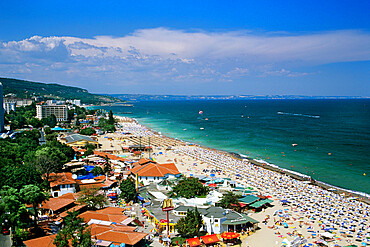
95;99;370;194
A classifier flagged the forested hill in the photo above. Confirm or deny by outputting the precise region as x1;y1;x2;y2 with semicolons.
0;77;122;104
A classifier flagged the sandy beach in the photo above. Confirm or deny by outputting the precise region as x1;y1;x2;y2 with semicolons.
98;116;370;247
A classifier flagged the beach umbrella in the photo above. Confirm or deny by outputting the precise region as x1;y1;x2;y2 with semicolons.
221;232;240;240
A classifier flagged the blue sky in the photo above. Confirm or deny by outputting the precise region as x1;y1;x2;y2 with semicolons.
0;0;369;96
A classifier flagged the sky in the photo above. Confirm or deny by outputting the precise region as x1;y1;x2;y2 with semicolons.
0;0;369;96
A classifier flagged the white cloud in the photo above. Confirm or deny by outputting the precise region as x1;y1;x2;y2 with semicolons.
0;28;369;90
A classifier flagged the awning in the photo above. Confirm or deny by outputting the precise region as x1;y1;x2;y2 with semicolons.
221;232;240;240
249;199;274;208
222;215;259;225
121;218;134;225
186;237;201;247
238;195;259;204
200;234;220;245
92;239;112;246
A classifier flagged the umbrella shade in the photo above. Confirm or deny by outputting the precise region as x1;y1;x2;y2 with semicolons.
200;234;220;245
221;232;240;240
186;237;201;247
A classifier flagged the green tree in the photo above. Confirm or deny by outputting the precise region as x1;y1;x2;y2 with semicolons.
84;143;97;151
219;191;241;211
20;184;49;225
175;208;203;237
79;127;96;136
42;114;57;127
119;178;137;203
45;132;58;142
91;166;103;176
44;127;52;134
103;162;112;176
108;110;115;125
4;164;44;190
77;186;107;210
84;148;94;156
28;117;42;128
35;146;68;167
0;186;32;229
54;210;93;247
32;154;59;181
170;177;209;199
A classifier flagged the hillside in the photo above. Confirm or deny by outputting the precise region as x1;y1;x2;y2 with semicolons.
0;77;121;104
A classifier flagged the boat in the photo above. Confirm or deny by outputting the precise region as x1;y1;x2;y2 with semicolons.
200;127;205;130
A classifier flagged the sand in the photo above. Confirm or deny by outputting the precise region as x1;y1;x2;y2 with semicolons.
97;116;370;247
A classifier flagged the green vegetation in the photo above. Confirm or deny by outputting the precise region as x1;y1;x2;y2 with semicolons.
4;103;40;129
218;191;242;212
91;166;103;176
77;186;107;210
175;208;203;237
119;178;137;203
79;127;96;136
0;126;76;242
170;177;209;199
1;77;122;105
54;210;93;247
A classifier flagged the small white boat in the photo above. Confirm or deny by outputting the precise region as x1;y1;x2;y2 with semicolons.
200;127;205;130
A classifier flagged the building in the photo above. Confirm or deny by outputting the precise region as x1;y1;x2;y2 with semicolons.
16;98;33;107
129;162;181;185
48;172;78;198
36;104;68;122
59;133;99;148
3;101;16;114
66;99;81;106
0;83;4;132
173;206;259;234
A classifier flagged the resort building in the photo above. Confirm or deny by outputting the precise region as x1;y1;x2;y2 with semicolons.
0;83;4;132
129;162;181;185
59;133;99;148
36;104;68;122
3;101;16;114
173;206;259;234
48;172;78;198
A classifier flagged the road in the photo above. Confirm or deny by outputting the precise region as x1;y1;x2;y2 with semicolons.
0;233;11;247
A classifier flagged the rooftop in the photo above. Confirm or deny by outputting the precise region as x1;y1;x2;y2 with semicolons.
130;162;180;178
40;198;75;212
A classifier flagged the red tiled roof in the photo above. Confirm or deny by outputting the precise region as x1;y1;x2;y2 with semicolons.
59;204;86;218
23;235;56;247
95;231;147;245
130;162;180;178
79;211;128;224
58;193;79;201
96;207;125;215
48;172;76;187
93;151;127;162
40;198;75;212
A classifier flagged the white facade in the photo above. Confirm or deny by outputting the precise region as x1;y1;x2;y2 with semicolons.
203;215;226;234
36;104;68;122
50;184;76;198
0;83;3;132
66;99;81;106
138;174;177;185
3;101;16;114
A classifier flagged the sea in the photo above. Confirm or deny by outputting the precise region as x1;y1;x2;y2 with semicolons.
93;99;370;195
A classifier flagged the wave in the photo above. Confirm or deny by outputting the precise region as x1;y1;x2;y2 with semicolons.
277;112;320;118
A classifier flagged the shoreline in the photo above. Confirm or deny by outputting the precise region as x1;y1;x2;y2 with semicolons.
115;115;370;203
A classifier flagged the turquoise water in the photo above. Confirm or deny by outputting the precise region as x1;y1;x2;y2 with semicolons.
95;99;370;194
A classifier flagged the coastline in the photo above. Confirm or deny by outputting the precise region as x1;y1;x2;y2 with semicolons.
116;115;370;203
